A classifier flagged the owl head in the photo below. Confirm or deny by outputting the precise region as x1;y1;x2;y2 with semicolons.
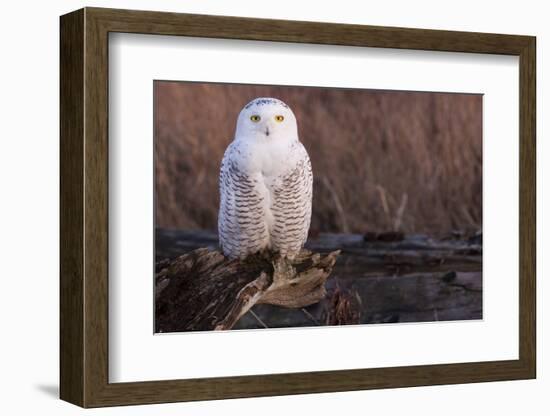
235;97;298;143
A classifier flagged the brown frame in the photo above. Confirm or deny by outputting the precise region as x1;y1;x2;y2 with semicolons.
60;7;536;408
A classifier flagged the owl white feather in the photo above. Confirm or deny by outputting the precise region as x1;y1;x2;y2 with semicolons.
218;97;313;260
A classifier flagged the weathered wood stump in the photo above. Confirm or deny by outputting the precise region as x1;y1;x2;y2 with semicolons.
155;248;340;332
156;228;482;329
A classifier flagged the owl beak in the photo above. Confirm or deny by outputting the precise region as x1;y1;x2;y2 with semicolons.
265;127;270;137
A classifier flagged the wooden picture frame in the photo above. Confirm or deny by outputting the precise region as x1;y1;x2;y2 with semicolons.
60;7;536;408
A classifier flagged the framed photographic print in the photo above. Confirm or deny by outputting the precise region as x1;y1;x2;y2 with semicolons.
60;7;536;408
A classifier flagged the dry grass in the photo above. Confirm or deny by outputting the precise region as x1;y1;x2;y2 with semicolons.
154;81;482;234
325;284;361;326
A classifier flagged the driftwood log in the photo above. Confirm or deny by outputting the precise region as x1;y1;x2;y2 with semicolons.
155;248;340;332
156;229;482;330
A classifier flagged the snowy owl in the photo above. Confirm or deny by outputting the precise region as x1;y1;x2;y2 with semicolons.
218;97;313;260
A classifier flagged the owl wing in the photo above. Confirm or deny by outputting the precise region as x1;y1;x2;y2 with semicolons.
218;143;269;259
270;143;313;259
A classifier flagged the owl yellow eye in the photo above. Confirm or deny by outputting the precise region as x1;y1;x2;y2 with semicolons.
250;115;261;122
274;115;285;122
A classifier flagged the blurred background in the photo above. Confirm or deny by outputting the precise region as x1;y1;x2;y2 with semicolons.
154;81;482;235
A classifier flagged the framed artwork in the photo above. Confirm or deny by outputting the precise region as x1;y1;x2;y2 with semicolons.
60;7;536;408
